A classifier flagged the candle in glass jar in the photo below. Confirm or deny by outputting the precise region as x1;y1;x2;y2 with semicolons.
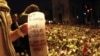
28;11;47;56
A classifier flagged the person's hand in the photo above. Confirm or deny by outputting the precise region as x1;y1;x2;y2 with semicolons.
19;23;28;35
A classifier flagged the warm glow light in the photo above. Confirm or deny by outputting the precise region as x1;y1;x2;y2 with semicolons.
87;9;90;12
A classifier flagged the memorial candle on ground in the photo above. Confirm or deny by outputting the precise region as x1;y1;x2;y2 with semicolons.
28;12;47;56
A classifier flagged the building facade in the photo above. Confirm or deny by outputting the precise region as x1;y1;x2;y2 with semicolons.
52;0;70;24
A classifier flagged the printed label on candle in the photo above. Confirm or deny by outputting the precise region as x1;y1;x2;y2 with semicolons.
28;12;47;56
29;39;47;51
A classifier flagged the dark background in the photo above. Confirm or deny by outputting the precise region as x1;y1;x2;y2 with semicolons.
6;0;100;24
6;0;53;20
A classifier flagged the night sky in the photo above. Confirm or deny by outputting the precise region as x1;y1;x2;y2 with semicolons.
6;0;100;21
6;0;52;15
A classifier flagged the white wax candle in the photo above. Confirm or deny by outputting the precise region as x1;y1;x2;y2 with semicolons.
28;11;47;56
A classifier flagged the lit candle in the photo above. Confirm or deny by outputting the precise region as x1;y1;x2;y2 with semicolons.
28;11;47;56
